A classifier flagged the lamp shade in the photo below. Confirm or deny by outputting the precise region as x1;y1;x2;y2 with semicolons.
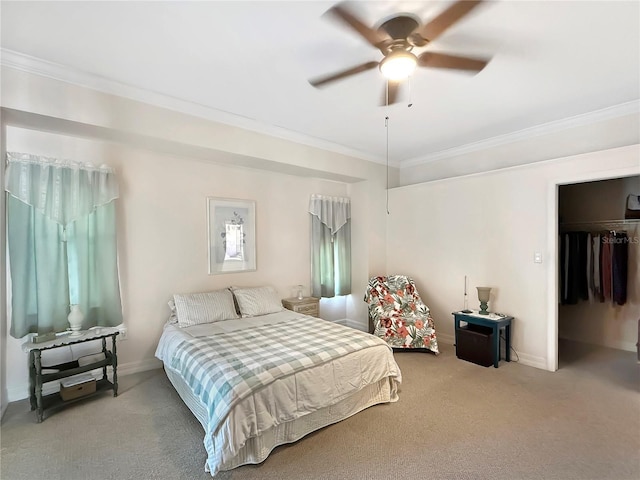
476;287;491;302
476;287;491;315
379;50;417;81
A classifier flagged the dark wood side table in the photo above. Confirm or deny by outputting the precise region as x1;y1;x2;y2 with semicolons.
22;328;119;422
452;311;513;368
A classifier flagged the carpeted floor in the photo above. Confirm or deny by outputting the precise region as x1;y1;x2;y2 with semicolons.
1;340;638;480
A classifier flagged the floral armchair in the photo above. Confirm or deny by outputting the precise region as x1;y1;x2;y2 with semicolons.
364;275;439;354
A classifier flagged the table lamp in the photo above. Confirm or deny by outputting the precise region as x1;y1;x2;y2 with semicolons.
476;287;492;315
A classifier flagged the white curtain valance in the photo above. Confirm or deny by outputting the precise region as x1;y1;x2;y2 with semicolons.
309;194;351;235
5;152;119;226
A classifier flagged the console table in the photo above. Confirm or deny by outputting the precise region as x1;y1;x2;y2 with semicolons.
452;311;513;368
22;328;119;422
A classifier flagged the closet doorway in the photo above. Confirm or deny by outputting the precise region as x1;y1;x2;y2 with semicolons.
556;175;639;373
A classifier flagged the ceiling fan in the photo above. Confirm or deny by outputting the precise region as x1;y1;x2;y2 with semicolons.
309;0;491;105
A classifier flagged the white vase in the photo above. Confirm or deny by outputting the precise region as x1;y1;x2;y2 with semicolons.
68;304;84;336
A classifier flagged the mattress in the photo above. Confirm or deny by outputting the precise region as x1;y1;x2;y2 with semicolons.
155;310;402;475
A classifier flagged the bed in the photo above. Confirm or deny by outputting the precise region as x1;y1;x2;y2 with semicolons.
155;287;402;476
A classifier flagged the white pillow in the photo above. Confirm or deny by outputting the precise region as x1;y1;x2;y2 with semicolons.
232;286;284;317
173;289;239;327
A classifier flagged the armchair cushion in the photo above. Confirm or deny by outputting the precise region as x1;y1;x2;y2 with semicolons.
364;275;439;354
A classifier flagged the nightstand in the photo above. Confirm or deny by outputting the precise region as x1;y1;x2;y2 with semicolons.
282;297;320;318
452;311;513;368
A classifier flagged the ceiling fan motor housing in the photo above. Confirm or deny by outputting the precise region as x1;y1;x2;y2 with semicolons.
378;15;420;40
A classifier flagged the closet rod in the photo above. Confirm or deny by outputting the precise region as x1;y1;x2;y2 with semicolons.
560;218;640;229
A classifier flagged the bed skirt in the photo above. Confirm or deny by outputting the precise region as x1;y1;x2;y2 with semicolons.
164;367;394;473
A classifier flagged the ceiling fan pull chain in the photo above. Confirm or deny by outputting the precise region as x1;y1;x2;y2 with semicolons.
385;80;389;106
385;115;390;215
408;77;413;108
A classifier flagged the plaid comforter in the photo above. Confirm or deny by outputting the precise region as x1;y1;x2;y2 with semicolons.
169;316;388;435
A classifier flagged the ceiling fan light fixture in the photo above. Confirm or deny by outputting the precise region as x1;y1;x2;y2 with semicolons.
379;50;417;81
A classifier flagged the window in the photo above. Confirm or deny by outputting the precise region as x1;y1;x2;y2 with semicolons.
5;152;123;338
309;194;351;298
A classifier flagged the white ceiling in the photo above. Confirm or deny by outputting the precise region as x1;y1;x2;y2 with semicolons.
1;1;639;168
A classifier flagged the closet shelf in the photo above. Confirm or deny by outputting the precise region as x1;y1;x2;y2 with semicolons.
560;219;640;230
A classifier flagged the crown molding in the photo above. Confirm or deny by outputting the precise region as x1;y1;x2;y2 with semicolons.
401;100;640;168
0;49;385;165
3;49;635;171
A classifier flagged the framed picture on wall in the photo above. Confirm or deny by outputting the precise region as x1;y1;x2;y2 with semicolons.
207;197;256;275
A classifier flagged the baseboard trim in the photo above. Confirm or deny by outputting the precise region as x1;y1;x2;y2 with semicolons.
345;318;367;332
513;351;548;370
117;357;163;377
5;337;552;404
437;333;455;345
6;357;163;403
441;331;547;370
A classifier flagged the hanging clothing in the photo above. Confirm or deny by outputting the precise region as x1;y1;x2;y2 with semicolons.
586;233;593;303
562;232;581;305
577;232;590;301
611;232;629;306
591;234;602;301
559;230;629;306
601;234;612;302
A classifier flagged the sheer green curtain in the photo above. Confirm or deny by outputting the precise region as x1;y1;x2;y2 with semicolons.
309;194;351;298
5;152;123;338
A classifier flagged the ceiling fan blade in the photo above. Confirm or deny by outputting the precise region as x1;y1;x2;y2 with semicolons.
381;81;401;106
328;3;389;50
415;0;485;43
309;61;379;87
417;52;488;72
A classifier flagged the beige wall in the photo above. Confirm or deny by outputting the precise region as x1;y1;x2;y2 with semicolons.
1;67;393;401
558;176;640;351
386;145;640;370
2;62;636;407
